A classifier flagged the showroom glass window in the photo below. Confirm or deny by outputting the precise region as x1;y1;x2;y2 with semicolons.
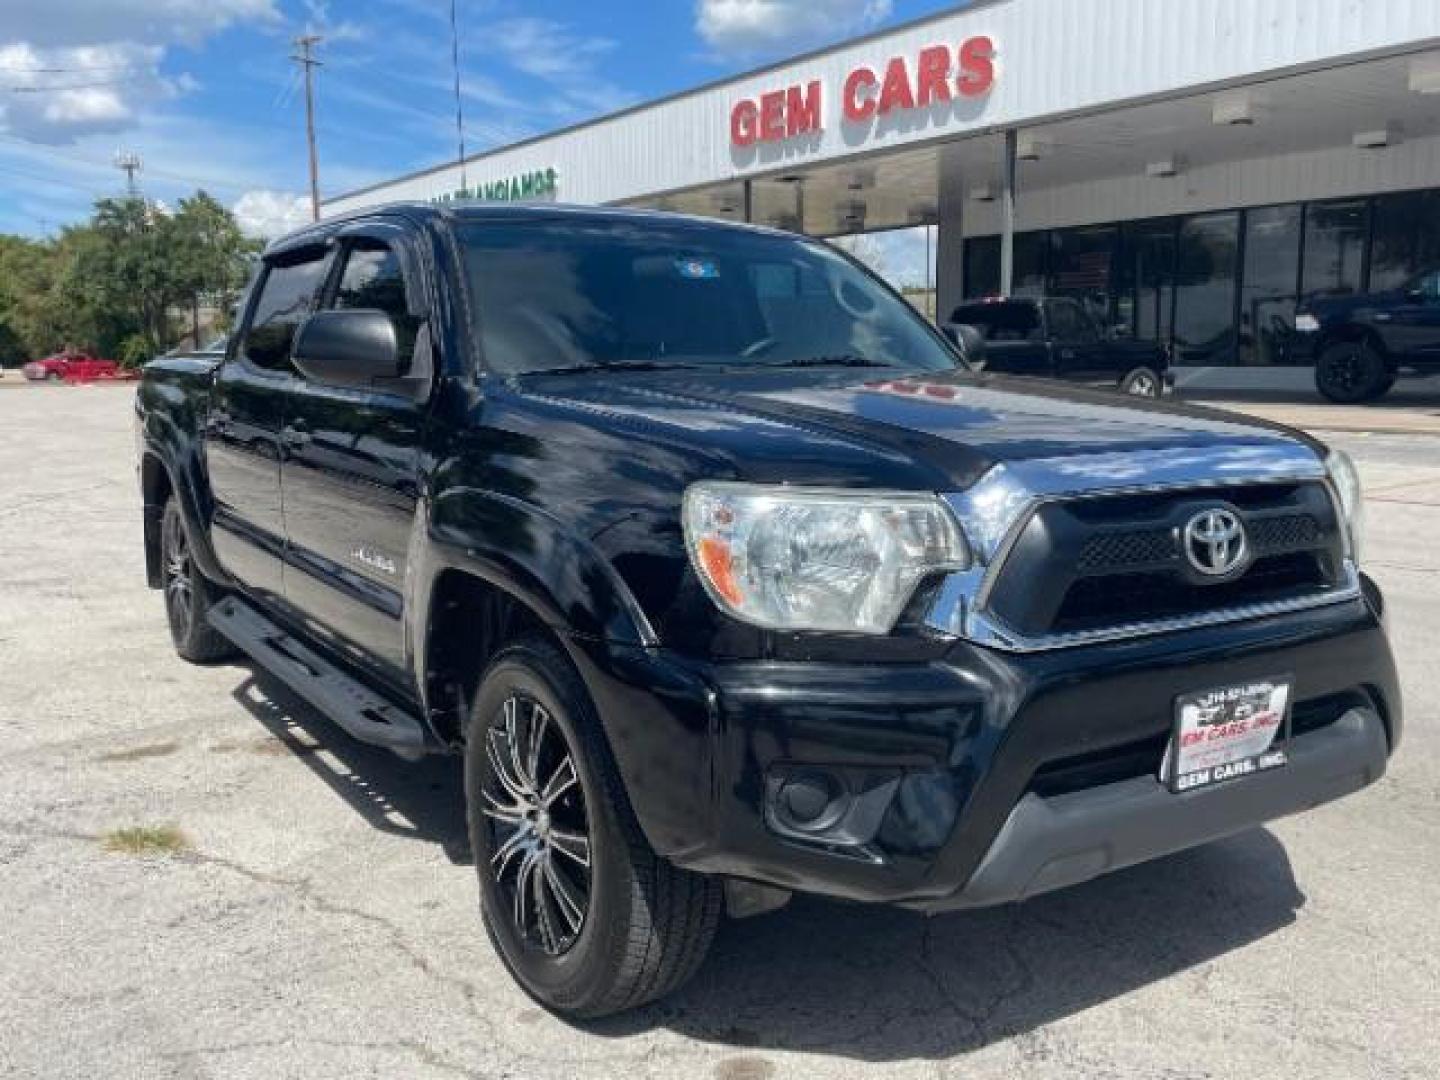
1047;225;1119;328
962;232;1047;299
1301;198;1368;301
964;236;1000;299
1239;204;1303;366
1114;219;1177;346
1173;212;1240;366
1370;190;1440;292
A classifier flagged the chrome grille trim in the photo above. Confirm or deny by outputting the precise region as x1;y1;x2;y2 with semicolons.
925;442;1360;652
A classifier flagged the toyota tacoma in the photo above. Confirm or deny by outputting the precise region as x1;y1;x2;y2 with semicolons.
135;203;1400;1018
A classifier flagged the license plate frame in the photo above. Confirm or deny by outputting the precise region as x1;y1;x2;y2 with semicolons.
1162;675;1294;794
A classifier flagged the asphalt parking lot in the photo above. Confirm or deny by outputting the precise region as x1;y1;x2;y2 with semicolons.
1;384;1436;1080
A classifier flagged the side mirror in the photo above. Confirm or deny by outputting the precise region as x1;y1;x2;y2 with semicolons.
949;323;987;368
292;310;402;390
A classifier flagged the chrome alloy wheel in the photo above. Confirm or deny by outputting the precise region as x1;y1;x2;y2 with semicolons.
162;509;193;632
482;695;592;956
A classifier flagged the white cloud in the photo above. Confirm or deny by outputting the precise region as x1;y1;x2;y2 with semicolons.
2;0;279;49
0;41;183;144
696;0;892;57
232;189;311;239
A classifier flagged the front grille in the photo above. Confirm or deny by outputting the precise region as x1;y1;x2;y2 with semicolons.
986;481;1348;641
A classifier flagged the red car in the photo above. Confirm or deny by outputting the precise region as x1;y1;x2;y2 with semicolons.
22;351;121;382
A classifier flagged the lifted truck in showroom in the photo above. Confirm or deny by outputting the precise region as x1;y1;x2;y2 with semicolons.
135;203;1399;1018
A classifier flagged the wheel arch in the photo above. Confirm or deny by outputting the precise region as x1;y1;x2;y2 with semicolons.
413;489;658;747
1320;324;1394;369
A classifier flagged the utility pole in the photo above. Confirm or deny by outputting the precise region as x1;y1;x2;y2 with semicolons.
292;35;323;221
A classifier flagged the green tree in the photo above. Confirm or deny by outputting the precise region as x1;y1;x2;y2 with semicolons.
171;191;258;346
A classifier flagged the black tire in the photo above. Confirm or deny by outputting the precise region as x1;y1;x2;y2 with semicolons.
1119;366;1163;398
160;498;235;662
464;638;721;1018
46;371;61;383
1316;341;1390;403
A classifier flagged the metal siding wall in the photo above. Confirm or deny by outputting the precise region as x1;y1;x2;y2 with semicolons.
958;133;1440;236
325;0;1440;214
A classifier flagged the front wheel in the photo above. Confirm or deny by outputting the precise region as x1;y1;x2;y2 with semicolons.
1119;366;1163;398
1316;341;1390;403
465;638;721;1018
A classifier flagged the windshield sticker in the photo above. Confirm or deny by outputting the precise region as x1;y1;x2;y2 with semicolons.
675;258;720;280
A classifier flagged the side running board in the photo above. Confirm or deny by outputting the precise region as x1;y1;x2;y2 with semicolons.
208;596;430;760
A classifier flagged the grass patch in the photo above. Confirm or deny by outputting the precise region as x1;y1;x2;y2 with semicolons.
101;825;192;856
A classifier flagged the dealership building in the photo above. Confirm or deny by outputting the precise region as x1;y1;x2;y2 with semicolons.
326;0;1440;390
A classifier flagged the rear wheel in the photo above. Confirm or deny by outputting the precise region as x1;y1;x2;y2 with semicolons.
1316;341;1390;403
465;638;721;1018
45;371;61;383
160;499;235;662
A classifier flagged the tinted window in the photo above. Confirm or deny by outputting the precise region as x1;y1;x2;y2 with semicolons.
964;236;999;299
242;252;329;372
1115;219;1176;345
332;242;418;366
1047;226;1118;325
1370;190;1440;293
950;302;1041;342
459;221;959;375
1173;212;1239;366
1301;199;1367;301
1239;205;1302;367
1044;299;1098;343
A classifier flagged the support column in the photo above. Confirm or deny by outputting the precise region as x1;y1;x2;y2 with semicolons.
1000;128;1017;297
935;141;967;323
742;179;753;224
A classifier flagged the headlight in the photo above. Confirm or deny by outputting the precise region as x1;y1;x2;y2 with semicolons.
682;482;970;634
1325;449;1363;564
1294;313;1321;333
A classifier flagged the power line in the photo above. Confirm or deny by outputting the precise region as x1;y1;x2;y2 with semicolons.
291;35;323;222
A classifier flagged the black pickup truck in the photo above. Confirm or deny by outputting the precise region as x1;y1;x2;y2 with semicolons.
1296;268;1440;402
945;296;1172;397
136;203;1399;1018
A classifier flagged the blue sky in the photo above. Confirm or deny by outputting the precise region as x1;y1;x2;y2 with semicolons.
0;1;952;281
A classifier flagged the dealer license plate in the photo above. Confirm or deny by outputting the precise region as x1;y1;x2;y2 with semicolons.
1162;677;1292;793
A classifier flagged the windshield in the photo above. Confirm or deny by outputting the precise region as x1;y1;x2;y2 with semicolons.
457;219;961;375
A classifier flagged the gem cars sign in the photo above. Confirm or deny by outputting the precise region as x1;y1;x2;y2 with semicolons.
729;37;996;148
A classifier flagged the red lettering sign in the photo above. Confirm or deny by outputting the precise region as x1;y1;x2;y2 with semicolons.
842;67;878;123
958;35;995;97
730;99;759;147
728;37;995;147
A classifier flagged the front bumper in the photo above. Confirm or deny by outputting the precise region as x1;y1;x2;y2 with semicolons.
570;584;1400;912
942;705;1385;910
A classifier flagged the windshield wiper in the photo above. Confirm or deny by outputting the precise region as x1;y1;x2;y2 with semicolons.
524;360;704;375
765;355;896;369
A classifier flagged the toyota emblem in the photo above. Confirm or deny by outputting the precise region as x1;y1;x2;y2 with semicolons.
1183;508;1249;577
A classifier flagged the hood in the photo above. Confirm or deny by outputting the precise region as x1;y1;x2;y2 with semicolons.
521;367;1314;490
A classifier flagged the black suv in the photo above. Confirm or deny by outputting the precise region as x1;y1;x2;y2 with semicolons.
945;296;1172;397
136;204;1399;1018
1297;268;1440;402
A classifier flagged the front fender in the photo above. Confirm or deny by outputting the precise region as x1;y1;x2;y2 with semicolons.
413;485;657;665
137;381;229;588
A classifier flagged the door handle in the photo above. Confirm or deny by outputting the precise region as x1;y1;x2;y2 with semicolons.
281;423;311;450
